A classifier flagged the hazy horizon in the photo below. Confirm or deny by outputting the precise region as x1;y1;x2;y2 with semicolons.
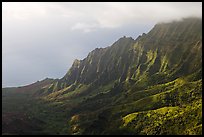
2;2;202;87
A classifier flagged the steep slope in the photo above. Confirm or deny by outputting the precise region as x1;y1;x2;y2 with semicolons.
58;17;201;135
42;18;201;96
40;36;136;95
2;17;202;135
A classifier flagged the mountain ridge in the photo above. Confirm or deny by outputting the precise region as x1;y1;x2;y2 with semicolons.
2;17;202;135
39;17;201;95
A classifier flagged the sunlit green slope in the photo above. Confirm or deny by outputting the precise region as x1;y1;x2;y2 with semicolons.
2;17;202;135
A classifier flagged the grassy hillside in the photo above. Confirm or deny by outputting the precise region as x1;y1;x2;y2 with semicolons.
2;18;202;135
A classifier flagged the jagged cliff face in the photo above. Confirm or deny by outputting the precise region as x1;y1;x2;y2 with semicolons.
44;18;201;94
63;18;202;135
2;18;202;135
62;37;135;85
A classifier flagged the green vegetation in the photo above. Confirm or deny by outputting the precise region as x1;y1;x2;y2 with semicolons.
2;18;202;135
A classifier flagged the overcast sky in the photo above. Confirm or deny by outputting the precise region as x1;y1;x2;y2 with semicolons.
2;2;202;87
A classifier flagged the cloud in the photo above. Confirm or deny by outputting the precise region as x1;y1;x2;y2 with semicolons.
2;2;202;87
3;2;201;30
71;22;100;33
